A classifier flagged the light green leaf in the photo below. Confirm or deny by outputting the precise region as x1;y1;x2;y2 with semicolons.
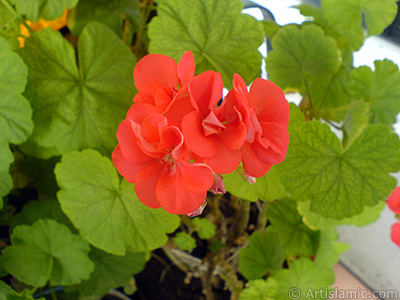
266;24;340;92
271;258;335;300
0;280;42;300
288;103;305;131
281;121;400;219
298;199;385;231
0;140;13;199
55;149;180;255
10;0;78;22
192;218;216;240
314;229;349;269
268;199;319;257
2;219;94;287
173;232;197;251
239;228;283;280
0;2;20;50
223;166;286;202
148;0;264;87
348;59;400;126
77;247;149;300
18;22;136;157
239;279;277;300
343;102;370;148
322;0;397;38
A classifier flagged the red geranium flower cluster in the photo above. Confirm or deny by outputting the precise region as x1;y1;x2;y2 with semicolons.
387;187;400;247
112;51;289;215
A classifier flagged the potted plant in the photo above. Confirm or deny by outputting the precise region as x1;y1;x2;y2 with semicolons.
0;0;399;299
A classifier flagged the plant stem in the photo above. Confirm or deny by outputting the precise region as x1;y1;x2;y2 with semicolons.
236;199;250;234
49;283;57;300
256;201;270;232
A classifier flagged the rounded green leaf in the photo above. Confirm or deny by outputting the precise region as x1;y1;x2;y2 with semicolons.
239;279;277;300
148;0;264;87
239;229;283;280
77;247;149;300
266;24;340;92
223;166;286;202
18;22;136;157
270;258;335;300
2;219;94;287
55;149;180;255
192;218;216;240
348;59;400;126
268;199;319;257
10;0;78;22
281;121;400;219
173;232;197;251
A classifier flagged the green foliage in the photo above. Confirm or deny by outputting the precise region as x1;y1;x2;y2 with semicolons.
281;121;400;219
348;59;400;125
239;229;283;280
148;0;264;87
270;258;335;300
0;281;42;300
55;149;180;255
266;24;341;92
76;247;149;300
2;219;94;287
10;0;78;22
192;218;216;239
223;166;286;202
173;232;197;251
18;22;136;157
239;279;277;300
268;199;319;257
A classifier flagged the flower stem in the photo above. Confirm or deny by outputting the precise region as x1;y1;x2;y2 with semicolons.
256;201;270;232
49;283;57;300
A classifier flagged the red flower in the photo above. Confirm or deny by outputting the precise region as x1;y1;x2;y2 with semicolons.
233;74;289;177
387;186;400;215
391;223;400;247
133;51;196;128
112;103;214;214
182;71;249;174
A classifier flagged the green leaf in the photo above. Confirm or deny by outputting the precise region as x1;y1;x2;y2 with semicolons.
298;199;385;231
173;232;197;251
348;59;400;126
11;198;75;233
322;0;398;38
223;166;286;202
266;24;340;92
268;199;319;257
281;121;400;219
343;102;370;148
0;141;13;199
2;219;94;287
18;22;136;157
0;2;20;50
239;228;283;280
10;0;78;22
239;279;277;300
313;229;349;269
67;0;140;36
270;258;335;300
192;218;216;240
77;247;149;300
288;104;305;131
148;0;264;87
55;149;180;255
0;280;41;300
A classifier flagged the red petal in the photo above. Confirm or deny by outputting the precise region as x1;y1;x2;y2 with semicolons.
155;166;208;214
133;92;154;105
177;161;214;194
126;103;157;124
182;111;218;157
134;54;178;95
189;71;223;116
112;145;153;183
199;142;242;174
178;51;195;87
387;187;400;214
241;142;273;177
135;161;165;209
159;126;188;160
164;92;195;128
249;78;289;127
391;223;400;247
116;119;152;164
254;122;289;164
202;110;226;136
